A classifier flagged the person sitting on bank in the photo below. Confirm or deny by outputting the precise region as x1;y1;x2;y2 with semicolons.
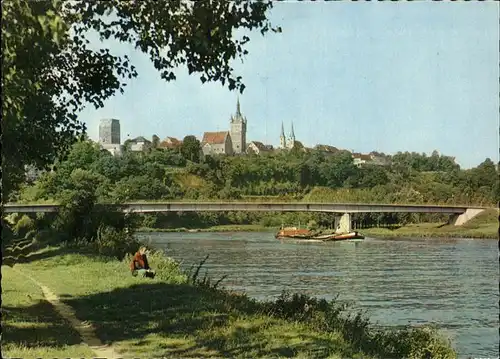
130;246;155;278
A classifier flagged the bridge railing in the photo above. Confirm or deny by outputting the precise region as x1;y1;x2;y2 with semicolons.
4;199;486;208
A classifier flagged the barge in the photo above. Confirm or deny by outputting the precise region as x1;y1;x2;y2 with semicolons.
275;227;364;242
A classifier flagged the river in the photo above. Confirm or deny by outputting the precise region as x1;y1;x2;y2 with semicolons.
139;231;499;358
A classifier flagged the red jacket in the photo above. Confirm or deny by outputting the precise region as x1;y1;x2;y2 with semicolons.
130;252;149;271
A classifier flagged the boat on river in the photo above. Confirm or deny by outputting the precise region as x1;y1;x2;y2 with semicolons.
312;231;365;241
275;227;364;242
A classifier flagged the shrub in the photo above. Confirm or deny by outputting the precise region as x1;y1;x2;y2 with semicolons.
33;228;58;245
367;324;456;359
259;214;283;227
307;219;318;230
262;291;456;359
34;212;57;231
13;215;35;237
265;291;335;322
140;214;158;229
148;250;187;284
94;225;139;260
4;213;19;226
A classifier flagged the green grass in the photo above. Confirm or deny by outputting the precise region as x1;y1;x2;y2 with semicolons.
462;208;498;227
2;265;95;359
362;209;498;239
3;244;457;359
5;248;369;358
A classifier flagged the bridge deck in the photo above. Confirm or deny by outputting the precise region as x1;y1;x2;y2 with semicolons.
3;202;472;214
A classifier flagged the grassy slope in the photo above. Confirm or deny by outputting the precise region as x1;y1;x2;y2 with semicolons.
3;247;372;359
2;265;95;359
362;208;498;239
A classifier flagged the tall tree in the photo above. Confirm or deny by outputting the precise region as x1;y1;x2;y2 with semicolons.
2;0;279;198
181;135;202;163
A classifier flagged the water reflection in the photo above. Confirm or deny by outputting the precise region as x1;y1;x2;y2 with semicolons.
140;232;499;358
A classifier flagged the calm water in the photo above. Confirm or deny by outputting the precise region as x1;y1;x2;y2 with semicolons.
139;232;499;358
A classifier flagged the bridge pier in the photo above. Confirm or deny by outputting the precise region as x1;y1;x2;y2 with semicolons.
334;213;352;234
447;208;485;226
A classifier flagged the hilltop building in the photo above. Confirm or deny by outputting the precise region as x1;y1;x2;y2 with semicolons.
246;141;273;155
315;144;340;155
201;98;247;156
352;152;388;167
96;100;393;165
126;136;151;152
201;131;233;156
94;100;401;168
99;118;120;144
159;137;183;150
98;118;123;156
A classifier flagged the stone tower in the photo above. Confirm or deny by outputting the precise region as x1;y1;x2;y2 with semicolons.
229;98;247;154
99;118;121;145
279;121;286;149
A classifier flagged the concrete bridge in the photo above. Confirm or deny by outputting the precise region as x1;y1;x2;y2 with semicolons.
3;202;485;233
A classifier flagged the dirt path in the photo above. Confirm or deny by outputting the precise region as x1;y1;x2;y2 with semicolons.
13;266;122;359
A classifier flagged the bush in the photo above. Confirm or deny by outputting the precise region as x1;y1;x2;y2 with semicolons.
259;215;282;227
4;213;20;226
147;250;187;284
307;219;318;230
265;291;331;322
369;325;456;359
94;225;139;260
262;291;456;359
140;214;158;229
13;215;35;237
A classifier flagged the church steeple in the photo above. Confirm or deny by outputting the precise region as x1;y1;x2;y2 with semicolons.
279;121;286;149
286;122;296;149
230;96;247;154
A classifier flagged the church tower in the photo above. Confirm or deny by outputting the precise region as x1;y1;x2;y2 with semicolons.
287;122;296;149
279;121;286;149
229;97;247;154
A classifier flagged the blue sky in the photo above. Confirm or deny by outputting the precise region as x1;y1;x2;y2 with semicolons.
79;1;499;169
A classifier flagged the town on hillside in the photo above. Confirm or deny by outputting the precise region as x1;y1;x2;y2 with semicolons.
98;99;401;168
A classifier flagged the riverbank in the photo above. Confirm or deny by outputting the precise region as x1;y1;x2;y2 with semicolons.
361;224;496;239
3;243;456;358
139;209;498;239
138;224;277;233
139;224;496;239
362;208;498;239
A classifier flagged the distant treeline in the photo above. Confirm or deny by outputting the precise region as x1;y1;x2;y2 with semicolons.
16;140;498;229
